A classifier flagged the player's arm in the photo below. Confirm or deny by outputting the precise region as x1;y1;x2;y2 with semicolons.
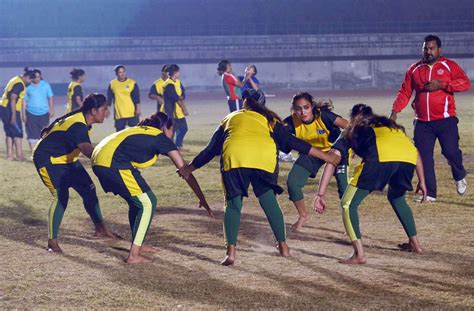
73;85;83;109
313;149;341;214
78;142;94;158
131;83;141;117
9;92;18;124
415;152;427;203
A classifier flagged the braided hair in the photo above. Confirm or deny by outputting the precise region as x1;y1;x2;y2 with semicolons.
40;93;107;138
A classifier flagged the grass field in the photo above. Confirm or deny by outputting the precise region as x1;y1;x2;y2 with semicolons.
1;90;473;309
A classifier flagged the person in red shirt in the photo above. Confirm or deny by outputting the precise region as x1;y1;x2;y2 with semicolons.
390;35;470;201
217;60;243;113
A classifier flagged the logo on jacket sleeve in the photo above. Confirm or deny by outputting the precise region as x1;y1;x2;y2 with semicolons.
437;69;444;75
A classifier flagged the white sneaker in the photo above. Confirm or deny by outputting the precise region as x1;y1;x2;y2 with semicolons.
455;178;467;196
413;195;436;203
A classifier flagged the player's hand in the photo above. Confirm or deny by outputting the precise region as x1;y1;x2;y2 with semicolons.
313;194;326;214
49;111;54;118
10;116;16;125
135;105;141;117
423;80;443;92
415;181;428;203
199;200;215;218
22;114;27;123
177;164;194;180
389;111;398;121
324;152;341;166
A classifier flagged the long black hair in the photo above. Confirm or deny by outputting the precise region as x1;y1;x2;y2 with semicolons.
243;89;282;124
41;93;107;138
291;92;333;120
22;67;36;79
138;112;173;130
217;60;230;76
345;103;405;156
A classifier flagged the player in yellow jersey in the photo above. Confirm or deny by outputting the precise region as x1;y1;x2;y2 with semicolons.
1;68;35;160
66;68;85;113
107;65;141;131
284;92;349;231
33;94;118;253
92;112;213;264
314;104;427;264
148;64;168;111
179;89;340;266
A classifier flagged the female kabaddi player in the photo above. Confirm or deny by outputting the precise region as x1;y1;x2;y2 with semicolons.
314;104;426;264
179;89;340;266
284;92;349;231
33;93;117;253
92;112;213;264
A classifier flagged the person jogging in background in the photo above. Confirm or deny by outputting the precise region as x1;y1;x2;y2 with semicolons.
390;35;470;201
148;64;169;112
33;93;118;253
217;60;243;113
66;68;85;113
107;65;141;131
1;67;35;160
315;104;426;264
23;69;54;154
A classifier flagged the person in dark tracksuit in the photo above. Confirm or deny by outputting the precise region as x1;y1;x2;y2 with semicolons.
178;89;340;266
33;94;118;253
284;92;349;232
315;104;427;264
390;35;470;201
92;112;212;264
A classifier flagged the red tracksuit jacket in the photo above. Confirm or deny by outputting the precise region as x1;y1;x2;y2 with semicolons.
392;56;471;122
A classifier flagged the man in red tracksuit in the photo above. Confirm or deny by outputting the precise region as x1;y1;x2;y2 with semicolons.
390;35;470;201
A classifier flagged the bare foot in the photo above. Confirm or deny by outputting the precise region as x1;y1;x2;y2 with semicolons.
340;252;367;264
290;214;309;232
220;255;235;266
140;245;160;254
398;242;422;253
126;254;153;264
277;241;290;257
6;157;14;161
94;224;122;240
47;239;63;253
178;147;190;152
221;245;236;266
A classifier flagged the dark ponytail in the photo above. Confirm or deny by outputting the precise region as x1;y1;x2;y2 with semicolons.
70;68;85;80
243;89;282;124
345;103;405;156
138;112;173;130
41;93;107;138
217;60;230;76
22;67;36;79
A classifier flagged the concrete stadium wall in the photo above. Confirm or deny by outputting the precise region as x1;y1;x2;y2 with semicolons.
2;58;474;94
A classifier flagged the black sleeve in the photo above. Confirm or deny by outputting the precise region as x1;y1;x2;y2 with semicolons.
180;84;186;99
154;133;178;155
149;84;159;96
191;125;225;169
107;84;114;105
283;115;296;134
131;83;140;104
73;85;83;102
10;82;24;96
320;110;340;129
164;84;179;117
273;122;312;154
66;123;91;146
331;133;350;163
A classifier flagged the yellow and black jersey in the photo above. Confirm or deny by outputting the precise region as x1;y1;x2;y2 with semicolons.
107;78;140;119
333;126;418;165
1;76;26;112
66;82;83;113
162;78;185;119
192;110;311;173
91;126;177;170
284;110;341;152
33;112;91;167
149;78;166;97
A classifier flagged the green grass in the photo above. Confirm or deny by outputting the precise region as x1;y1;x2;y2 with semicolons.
1;90;473;308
